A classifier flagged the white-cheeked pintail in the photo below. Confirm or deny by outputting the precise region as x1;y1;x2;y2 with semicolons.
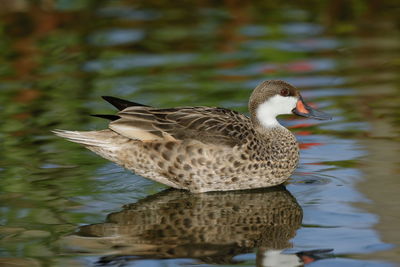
53;80;331;192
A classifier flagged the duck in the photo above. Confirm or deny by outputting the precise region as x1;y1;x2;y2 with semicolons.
53;80;331;193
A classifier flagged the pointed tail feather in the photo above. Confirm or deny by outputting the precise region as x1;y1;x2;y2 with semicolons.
52;129;115;147
52;129;133;165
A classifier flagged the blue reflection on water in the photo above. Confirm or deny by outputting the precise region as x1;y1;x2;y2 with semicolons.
84;53;197;71
88;29;145;46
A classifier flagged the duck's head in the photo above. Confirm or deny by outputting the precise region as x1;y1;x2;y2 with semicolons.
249;80;331;128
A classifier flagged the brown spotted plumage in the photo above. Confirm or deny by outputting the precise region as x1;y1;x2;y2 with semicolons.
53;80;331;192
62;187;303;263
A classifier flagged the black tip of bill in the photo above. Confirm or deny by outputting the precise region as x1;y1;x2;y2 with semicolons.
294;107;332;120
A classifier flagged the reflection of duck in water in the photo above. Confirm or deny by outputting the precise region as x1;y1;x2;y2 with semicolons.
54;80;331;192
62;186;306;265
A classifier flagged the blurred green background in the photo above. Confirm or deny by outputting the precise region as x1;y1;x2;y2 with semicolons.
0;0;399;266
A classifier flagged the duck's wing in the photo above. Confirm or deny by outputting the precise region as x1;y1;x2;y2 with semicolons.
108;105;251;147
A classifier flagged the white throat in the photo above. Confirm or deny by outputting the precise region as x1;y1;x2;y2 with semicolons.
256;95;298;128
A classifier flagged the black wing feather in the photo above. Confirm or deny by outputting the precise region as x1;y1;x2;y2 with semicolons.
91;114;121;121
102;96;150;110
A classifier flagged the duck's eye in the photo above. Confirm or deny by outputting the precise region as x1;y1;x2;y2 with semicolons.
280;88;290;96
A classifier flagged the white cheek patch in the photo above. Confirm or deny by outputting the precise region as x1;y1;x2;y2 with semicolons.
256;95;298;128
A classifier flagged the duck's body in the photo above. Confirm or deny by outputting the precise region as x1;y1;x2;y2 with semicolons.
54;80;330;193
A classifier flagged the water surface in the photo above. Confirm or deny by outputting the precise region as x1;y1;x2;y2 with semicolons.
0;1;399;266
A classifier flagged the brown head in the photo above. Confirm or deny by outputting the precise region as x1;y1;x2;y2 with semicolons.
248;80;331;128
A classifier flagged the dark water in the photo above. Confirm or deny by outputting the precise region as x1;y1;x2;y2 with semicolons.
0;1;399;266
